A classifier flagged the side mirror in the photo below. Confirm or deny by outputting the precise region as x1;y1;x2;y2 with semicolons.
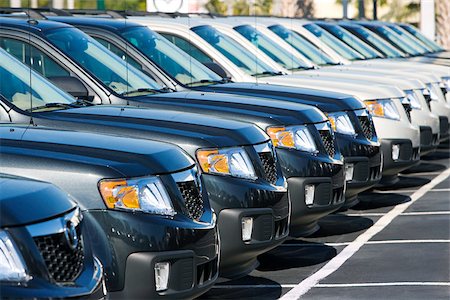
48;76;90;100
203;62;228;79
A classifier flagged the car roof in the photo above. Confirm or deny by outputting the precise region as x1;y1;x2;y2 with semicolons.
0;17;71;34
47;16;145;32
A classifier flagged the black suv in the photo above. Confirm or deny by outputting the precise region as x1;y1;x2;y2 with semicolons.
44;15;381;207
0;174;106;299
0;43;288;280
0;124;219;299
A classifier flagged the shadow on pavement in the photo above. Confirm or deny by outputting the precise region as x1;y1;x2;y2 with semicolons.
354;192;411;210
256;241;337;271
199;276;282;299
309;214;374;237
422;148;450;160
375;176;431;190
401;161;446;174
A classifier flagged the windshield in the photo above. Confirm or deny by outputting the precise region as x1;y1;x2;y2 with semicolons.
192;25;279;77
385;24;432;53
0;49;75;111
317;23;382;59
234;25;313;71
121;26;223;86
399;24;444;52
340;23;404;58
45;27;163;96
268;24;338;65
366;25;422;56
303;23;365;61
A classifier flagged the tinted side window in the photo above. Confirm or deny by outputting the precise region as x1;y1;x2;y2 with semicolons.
95;37;143;70
1;38;70;77
160;33;213;64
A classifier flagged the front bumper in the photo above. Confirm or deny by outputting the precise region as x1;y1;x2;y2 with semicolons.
0;256;106;299
276;148;345;237
201;174;288;279
438;116;449;142
380;139;420;182
335;133;382;203
217;208;289;278
419;126;440;155
83;210;218;299
112;250;217;299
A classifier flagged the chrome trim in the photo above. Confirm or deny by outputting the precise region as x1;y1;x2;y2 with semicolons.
171;166;198;183
315;121;331;131
254;141;272;153
26;207;82;238
354;109;369;117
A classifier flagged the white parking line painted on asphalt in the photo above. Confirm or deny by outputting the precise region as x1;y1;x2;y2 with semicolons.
212;285;297;289
430;188;450;192
316;282;450;288
211;282;450;289
281;239;450;247
401;211;450;216
279;168;450;300
347;211;450;217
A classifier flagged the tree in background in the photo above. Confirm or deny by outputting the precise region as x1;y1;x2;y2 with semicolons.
231;0;272;15
436;0;450;49
295;0;314;17
206;0;228;14
381;0;419;22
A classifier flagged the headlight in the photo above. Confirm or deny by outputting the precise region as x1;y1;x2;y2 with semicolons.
196;147;257;180
405;90;421;109
327;112;356;135
0;231;28;282
364;99;400;120
266;125;318;153
99;176;175;215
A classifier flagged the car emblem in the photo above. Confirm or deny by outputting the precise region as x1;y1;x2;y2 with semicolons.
63;221;79;250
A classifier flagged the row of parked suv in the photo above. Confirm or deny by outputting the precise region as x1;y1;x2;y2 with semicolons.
0;8;448;299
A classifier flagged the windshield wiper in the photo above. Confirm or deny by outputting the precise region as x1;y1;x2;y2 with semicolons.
26;102;80;112
120;88;161;96
185;79;228;87
252;71;283;77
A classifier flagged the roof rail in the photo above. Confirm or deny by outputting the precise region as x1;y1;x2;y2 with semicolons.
62;9;126;19
0;7;48;19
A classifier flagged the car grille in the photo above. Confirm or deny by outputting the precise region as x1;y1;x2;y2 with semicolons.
34;227;84;283
369;165;381;181
357;116;375;140
402;103;412;122
423;94;432;110
258;152;278;184
177;181;204;221
319;130;335;158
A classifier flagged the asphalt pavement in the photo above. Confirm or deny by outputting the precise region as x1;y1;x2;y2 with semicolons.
200;142;450;299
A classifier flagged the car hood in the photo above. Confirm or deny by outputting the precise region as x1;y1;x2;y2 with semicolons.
40;105;268;156
0;124;194;177
198;82;365;112
136;90;327;127
264;75;405;100
301;69;426;90
0;174;76;227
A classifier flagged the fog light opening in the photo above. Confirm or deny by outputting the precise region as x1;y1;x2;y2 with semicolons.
154;262;170;292
305;184;315;206
345;163;354;182
392;144;400;161
241;217;253;242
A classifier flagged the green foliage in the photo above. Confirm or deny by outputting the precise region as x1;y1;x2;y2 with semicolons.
205;0;227;14
232;0;272;15
381;0;420;22
233;0;249;15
